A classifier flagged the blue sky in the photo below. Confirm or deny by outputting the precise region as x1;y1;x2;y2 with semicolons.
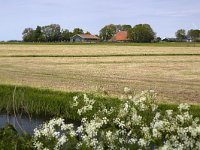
0;0;200;41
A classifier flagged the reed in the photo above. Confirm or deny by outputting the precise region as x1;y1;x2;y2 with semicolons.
0;84;121;120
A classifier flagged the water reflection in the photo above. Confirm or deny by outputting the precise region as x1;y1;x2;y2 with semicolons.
0;114;47;134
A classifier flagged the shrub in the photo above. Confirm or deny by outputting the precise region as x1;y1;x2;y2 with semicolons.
33;89;200;150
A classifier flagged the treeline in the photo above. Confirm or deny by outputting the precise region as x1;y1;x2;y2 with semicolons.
22;24;89;42
175;29;200;42
22;23;156;43
22;23;200;43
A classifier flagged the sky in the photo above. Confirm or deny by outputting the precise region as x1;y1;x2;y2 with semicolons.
0;0;200;41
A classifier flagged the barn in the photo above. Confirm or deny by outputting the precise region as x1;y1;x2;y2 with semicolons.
70;34;99;43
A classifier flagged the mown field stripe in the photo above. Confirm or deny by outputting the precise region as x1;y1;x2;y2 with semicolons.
1;53;200;58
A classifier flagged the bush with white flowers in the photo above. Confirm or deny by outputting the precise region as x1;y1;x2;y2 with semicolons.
33;88;200;150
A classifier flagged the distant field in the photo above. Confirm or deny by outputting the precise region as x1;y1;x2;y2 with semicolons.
0;44;200;56
0;44;200;104
1;42;200;47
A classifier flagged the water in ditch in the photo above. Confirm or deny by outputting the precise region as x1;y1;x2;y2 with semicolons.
0;114;48;134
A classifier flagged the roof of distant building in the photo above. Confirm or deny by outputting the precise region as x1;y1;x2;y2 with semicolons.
75;34;99;39
111;31;130;41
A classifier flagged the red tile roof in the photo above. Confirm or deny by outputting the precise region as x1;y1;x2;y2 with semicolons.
79;34;99;39
111;31;129;41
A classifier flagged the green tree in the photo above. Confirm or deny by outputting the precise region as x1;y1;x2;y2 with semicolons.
128;24;155;43
61;29;72;42
34;26;44;42
42;24;61;42
22;28;34;42
115;24;131;32
187;29;200;42
175;29;186;41
73;28;84;35
121;24;132;31
99;24;117;41
85;31;91;35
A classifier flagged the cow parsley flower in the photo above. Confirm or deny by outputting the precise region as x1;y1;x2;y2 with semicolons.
178;103;190;111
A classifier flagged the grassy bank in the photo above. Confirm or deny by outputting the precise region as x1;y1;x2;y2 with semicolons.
0;84;200;120
0;84;121;120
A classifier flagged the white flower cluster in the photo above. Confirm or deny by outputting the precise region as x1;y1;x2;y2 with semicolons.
33;118;76;150
33;89;200;150
73;94;95;115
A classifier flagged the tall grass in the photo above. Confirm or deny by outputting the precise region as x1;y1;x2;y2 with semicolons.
0;84;199;120
0;85;121;120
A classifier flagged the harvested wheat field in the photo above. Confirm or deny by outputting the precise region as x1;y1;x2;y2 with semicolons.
0;44;200;104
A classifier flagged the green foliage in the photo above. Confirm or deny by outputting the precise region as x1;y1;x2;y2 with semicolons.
99;24;117;41
85;31;91;35
121;24;132;31
0;85;120;120
61;29;72;42
73;28;84;35
0;84;199;120
128;24;155;43
22;28;35;42
175;29;186;41
41;24;61;42
0;124;33;149
187;29;200;42
22;24;63;42
34;26;44;42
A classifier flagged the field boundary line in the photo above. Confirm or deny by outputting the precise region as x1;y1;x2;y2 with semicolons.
1;53;200;58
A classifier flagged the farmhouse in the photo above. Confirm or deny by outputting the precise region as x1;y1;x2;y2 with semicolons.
111;31;130;42
70;34;99;43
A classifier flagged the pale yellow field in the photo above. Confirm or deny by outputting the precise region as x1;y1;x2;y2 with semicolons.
0;44;200;104
0;44;200;56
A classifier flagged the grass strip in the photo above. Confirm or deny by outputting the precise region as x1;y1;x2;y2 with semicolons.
0;84;120;120
1;42;200;47
0;84;199;120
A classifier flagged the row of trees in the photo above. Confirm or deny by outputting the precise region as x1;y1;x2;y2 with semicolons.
175;29;200;42
23;24;200;43
23;23;156;43
22;24;87;42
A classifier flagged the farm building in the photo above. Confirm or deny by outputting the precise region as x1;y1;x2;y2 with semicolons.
70;34;99;43
111;31;130;42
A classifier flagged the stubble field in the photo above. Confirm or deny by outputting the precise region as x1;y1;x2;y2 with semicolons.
0;44;200;104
